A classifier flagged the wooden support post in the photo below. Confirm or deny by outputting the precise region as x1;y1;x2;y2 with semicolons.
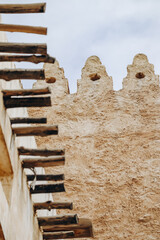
30;183;65;194
38;215;78;226
0;24;47;35
43;218;94;238
0;69;44;81
3;87;50;96
0;3;46;14
43;231;75;240
22;156;65;168
10;117;47;124
34;201;73;211
0;54;55;64
18;147;65;156
4;96;51;108
12;125;58;137
27;174;65;181
0;42;47;54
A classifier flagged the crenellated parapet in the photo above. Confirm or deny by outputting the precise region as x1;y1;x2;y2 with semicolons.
122;54;159;91
38;53;159;97
77;56;113;93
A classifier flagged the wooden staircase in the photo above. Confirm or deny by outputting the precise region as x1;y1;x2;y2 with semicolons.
0;2;93;239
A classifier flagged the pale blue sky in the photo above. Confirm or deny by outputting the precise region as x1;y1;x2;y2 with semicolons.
1;0;160;92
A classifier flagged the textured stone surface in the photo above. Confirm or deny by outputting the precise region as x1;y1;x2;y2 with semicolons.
30;54;160;240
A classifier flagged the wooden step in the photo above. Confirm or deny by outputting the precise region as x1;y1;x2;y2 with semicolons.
4;96;51;108
43;231;74;240
34;201;73;211
43;218;94;238
0;54;55;64
27;174;64;181
0;42;47;54
22;156;65;168
3;87;50;97
18;147;65;156
38;215;78;226
12;125;58;137
0;69;44;81
10;117;47;124
0;24;47;35
30;183;65;194
0;3;46;14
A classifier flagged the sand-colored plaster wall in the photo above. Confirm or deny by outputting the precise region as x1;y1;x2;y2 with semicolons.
30;54;160;240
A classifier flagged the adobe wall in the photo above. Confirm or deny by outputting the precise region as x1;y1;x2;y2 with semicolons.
30;54;160;240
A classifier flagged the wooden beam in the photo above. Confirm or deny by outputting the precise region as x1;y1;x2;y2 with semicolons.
27;174;64;181
43;231;74;240
34;201;73;211
0;69;44;81
0;23;47;35
10;117;47;124
18;147;65;156
30;183;65;194
4;96;51;108
0;3;46;14
22;156;65;168
38;215;78;226
0;42;47;54
3;87;50;97
43;218;94;238
0;54;55;64
12;125;58;137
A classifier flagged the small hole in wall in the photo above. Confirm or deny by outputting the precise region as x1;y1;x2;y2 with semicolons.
135;72;145;79
89;73;101;81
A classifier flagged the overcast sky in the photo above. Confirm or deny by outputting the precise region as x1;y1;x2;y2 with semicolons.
1;0;160;92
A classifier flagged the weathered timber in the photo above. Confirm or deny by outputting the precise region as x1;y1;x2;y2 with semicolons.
22;156;65;168
0;3;46;14
12;125;58;137
0;54;55;64
11;117;47;124
27;174;64;182
4;96;51;108
18;147;65;156
43;231;74;240
0;24;47;35
0;69;44;81
38;215;78;226
3;87;50;97
34;201;73;211
30;183;65;194
43;218;94;238
0;42;47;54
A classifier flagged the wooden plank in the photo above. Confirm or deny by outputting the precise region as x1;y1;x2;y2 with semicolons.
0;69;44;81
12;125;58;137
43;231;74;239
10;117;47;124
0;42;47;54
0;3;46;14
43;218;94;238
38;215;78;226
34;201;73;211
3;87;50;97
22;156;65;168
4;96;51;108
0;23;47;35
18;147;65;156
0;54;55;64
27;174;64;182
30;183;65;194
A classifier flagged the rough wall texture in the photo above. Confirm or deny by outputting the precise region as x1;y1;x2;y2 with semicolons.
30;54;160;240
